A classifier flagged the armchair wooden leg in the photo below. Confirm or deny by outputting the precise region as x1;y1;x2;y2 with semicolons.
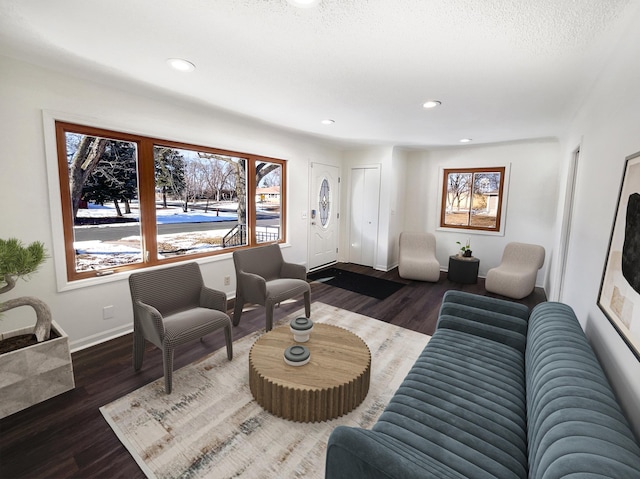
163;347;174;394
266;302;274;332
232;296;244;326
133;329;145;371
304;291;311;318
224;325;233;360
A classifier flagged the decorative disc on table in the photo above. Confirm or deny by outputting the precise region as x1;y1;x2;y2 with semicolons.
249;323;371;422
283;345;310;366
290;317;314;342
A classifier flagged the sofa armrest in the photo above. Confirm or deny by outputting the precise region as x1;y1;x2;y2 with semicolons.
200;286;227;312
438;302;528;337
134;300;164;345
237;271;267;303
280;261;307;280
441;290;529;321
326;426;435;479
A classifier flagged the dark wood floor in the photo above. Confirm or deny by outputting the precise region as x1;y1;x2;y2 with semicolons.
0;264;546;478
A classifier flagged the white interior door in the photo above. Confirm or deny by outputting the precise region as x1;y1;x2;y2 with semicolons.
349;166;380;267
308;163;340;270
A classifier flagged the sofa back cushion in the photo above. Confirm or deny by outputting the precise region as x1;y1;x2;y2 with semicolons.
526;302;640;478
232;243;284;281
129;262;203;316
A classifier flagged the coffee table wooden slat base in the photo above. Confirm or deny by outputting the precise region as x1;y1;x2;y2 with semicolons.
249;323;371;422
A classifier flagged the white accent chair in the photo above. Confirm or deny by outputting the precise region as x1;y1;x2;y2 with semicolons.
398;232;441;282
485;242;545;299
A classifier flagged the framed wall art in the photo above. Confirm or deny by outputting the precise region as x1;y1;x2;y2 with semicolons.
598;150;640;360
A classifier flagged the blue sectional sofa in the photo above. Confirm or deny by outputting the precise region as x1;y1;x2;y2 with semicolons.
325;291;640;478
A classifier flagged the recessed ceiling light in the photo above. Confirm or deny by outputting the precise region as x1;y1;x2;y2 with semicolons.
321;119;335;125
167;58;196;72
460;138;472;143
422;100;442;109
287;0;320;8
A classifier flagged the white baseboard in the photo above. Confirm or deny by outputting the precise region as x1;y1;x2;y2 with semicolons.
70;323;133;353
71;293;238;353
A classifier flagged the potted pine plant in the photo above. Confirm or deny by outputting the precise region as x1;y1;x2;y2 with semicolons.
0;238;74;419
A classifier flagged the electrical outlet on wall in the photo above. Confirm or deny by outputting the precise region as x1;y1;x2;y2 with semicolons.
224;275;231;286
103;305;114;320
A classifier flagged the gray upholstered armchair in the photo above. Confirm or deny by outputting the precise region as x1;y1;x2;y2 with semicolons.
232;244;311;331
128;262;233;394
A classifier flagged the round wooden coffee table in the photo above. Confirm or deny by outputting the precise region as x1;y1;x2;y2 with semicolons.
248;323;371;422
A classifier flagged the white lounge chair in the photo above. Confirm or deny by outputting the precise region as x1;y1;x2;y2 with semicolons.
398;231;441;282
485;242;545;299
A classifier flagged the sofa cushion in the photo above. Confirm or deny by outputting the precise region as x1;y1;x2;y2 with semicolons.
370;328;528;478
527;302;640;478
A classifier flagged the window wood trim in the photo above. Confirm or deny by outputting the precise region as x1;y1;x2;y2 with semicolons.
55;121;287;282
439;166;506;232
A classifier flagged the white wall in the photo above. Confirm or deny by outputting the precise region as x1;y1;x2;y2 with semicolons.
0;56;341;350
551;9;640;437
387;147;409;269
403;139;561;283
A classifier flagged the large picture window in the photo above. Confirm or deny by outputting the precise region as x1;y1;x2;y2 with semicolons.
440;167;505;231
55;121;286;281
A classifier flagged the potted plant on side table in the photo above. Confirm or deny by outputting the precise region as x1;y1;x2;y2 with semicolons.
0;238;74;419
456;239;473;258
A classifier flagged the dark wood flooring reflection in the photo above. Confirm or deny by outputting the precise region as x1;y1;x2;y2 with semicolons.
0;264;546;478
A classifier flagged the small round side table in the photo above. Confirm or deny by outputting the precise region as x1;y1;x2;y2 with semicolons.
447;255;480;284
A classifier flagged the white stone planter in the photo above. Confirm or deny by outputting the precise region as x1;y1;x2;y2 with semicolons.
0;320;75;419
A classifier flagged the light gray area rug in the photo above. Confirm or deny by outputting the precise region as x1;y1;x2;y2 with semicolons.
100;302;430;479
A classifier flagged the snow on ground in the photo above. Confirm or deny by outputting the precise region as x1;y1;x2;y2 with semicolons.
74;201;242;271
76;201;237;223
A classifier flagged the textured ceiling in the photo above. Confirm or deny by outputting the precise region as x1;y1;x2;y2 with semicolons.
0;0;637;146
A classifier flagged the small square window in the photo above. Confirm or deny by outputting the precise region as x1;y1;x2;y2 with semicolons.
440;167;505;232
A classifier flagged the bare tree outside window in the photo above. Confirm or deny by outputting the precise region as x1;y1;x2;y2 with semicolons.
445;172;472;222
441;167;505;231
255;162;282;243
198;155;234;207
153;147;248;258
